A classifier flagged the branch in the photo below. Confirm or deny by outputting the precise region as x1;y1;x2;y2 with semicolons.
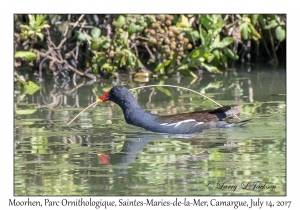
144;43;155;60
72;14;85;28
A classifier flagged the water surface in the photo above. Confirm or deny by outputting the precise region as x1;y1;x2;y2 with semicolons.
14;68;286;196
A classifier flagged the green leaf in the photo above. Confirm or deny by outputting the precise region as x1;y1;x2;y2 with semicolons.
211;49;221;66
203;53;215;62
15;108;37;115
240;22;249;40
137;59;145;68
186;30;200;41
36;20;50;29
128;23;144;34
156;86;172;96
28;30;35;36
220;54;228;63
25;81;40;95
223;47;239;60
275;26;286;42
179;27;193;32
154;60;171;72
279;22;286;27
75;30;91;41
258;15;266;29
28;15;36;28
191;46;205;59
42;23;50;28
178;67;197;78
14;51;37;61
205;31;213;49
199;57;205;63
200;63;221;74
101;63;114;71
266;14;276;20
199;25;206;47
91;38;101;51
211;34;220;47
92;63;99;73
188;70;197;78
248;24;261;39
120;55;126;66
127;54;134;66
212;19;224;36
177;64;188;70
176;15;190;28
251;15;259;25
20;25;29;30
101;40;110;49
35;32;44;40
114;15;126;27
211;37;235;49
264;19;278;29
199;15;212;31
36;15;47;26
91;27;101;38
212;49;220;60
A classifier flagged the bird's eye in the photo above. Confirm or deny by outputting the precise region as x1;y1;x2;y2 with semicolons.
111;90;115;95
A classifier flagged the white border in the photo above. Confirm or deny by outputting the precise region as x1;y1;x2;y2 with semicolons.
2;0;298;209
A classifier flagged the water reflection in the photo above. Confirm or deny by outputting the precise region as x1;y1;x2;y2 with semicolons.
97;131;243;166
14;68;286;196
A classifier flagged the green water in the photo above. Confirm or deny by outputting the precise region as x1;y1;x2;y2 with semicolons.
14;69;286;196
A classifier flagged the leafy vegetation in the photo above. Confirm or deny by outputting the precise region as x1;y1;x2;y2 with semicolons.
14;14;286;80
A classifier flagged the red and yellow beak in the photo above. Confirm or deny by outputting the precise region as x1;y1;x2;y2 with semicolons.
98;90;110;102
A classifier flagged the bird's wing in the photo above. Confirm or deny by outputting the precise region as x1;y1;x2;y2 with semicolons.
155;106;232;124
153;106;237;134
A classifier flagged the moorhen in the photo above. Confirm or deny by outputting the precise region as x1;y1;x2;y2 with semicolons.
98;86;249;134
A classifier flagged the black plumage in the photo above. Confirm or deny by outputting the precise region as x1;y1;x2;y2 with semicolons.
99;86;249;134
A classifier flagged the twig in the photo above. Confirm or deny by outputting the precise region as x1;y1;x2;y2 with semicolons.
33;50;85;76
106;14;112;42
67;100;99;125
258;26;272;59
130;43;139;57
72;14;85;28
63;21;69;38
63;60;85;76
39;56;48;78
144;43;155;60
57;37;67;49
69;23;94;29
130;85;241;121
136;36;149;41
33;50;62;64
275;41;281;51
157;33;167;39
67;137;75;144
63;82;85;95
268;29;278;65
83;30;91;45
75;41;81;61
130;84;223;108
146;88;156;106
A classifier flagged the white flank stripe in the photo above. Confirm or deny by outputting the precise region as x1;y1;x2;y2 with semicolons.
192;122;204;128
161;119;196;127
166;123;177;127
